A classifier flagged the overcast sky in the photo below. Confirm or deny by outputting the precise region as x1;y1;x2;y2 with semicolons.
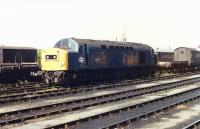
0;0;200;49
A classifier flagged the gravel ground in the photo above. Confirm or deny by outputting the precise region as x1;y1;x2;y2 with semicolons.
123;98;200;129
69;88;200;129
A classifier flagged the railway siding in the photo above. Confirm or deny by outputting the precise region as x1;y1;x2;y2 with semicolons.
0;78;198;126
75;89;200;129
10;83;200;129
182;119;200;129
1;74;200;114
125;100;200;129
0;73;198;105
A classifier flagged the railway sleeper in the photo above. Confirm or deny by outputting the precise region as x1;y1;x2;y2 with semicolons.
0;75;198;105
100;92;200;129
0;79;200;127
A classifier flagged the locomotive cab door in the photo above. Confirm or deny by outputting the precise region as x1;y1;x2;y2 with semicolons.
84;44;89;65
15;50;22;63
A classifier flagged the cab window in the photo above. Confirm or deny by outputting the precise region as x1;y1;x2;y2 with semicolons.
55;38;79;52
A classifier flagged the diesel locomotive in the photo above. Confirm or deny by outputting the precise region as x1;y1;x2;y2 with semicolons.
41;38;155;86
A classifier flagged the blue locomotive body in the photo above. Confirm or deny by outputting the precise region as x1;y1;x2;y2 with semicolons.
43;38;155;85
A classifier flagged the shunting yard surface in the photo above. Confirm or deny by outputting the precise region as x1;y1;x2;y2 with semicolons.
0;74;200;115
10;82;200;128
0;74;186;105
1;74;200;129
129;99;200;129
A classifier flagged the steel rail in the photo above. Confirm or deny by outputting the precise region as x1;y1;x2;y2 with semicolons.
45;85;200;129
1;74;199;105
1;77;200;127
182;120;200;129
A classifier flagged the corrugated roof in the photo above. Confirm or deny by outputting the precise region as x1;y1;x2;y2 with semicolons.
174;47;197;52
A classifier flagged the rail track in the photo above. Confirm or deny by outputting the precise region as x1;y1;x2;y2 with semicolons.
70;72;198;90
0;73;199;105
0;72;195;94
1;74;200;128
182;120;200;129
0;83;53;96
0;82;48;91
43;83;200;129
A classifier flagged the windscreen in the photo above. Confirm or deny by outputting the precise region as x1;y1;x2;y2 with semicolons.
54;38;79;52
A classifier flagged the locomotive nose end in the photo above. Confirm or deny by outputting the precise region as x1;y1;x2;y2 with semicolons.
41;48;68;71
41;48;68;84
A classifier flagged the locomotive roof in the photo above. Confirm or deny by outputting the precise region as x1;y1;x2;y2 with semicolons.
154;48;174;53
72;38;151;48
54;38;153;52
0;46;36;50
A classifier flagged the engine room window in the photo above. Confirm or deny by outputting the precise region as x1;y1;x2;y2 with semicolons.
115;46;120;49
101;45;107;49
120;46;124;50
110;46;114;49
181;51;184;54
